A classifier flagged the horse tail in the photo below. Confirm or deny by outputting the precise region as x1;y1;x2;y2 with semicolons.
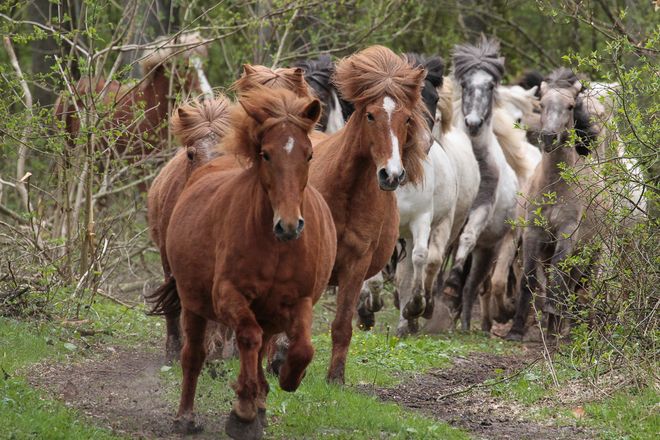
146;276;181;316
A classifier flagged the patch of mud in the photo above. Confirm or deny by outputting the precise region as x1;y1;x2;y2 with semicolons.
29;349;227;439
359;350;596;440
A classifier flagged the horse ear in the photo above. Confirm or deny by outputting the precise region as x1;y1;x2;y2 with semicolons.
527;85;539;98
292;67;304;78
177;108;190;119
243;64;256;77
240;99;270;124
540;81;548;96
301;99;322;124
571;79;583;96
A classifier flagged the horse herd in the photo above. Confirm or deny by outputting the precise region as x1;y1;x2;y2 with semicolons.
55;35;634;440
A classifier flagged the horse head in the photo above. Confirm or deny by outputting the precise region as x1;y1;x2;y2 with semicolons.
452;36;505;137
539;68;583;152
334;46;427;191
171;96;232;178
226;86;321;241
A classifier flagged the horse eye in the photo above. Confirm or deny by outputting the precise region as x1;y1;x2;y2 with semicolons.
261;151;270;162
366;112;375;122
307;153;313;163
187;150;194;162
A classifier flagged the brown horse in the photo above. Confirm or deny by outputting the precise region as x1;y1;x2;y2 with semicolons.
147;64;319;360
147;96;232;359
54;33;207;165
309;46;427;384
155;86;335;439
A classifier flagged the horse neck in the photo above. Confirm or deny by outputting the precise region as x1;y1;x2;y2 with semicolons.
313;116;383;207
241;166;277;232
541;142;579;183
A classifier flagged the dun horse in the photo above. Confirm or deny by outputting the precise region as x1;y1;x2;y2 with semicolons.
152;87;335;439
506;68;602;342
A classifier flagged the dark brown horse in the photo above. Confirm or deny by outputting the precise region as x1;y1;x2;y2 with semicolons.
54;33;207;165
155;87;335;439
309;46;427;384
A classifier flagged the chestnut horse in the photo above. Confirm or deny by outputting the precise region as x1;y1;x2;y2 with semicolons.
54;33;208;165
147;64;316;360
156;87;335;439
312;46;427;383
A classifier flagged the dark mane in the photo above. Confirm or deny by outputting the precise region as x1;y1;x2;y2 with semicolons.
515;70;544;98
574;95;599;156
219;86;318;164
294;55;334;92
452;36;505;82
333;45;428;187
405;54;445;88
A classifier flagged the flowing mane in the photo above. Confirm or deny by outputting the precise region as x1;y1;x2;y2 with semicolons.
219;86;318;164
452;36;505;83
140;32;208;81
171;95;232;147
333;45;428;186
492;109;538;183
515;70;544;98
233;64;313;99
498;85;540;118
436;76;454;135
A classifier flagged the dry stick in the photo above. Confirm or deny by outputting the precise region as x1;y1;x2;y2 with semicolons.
271;6;300;68
435;353;545;401
3;37;32;212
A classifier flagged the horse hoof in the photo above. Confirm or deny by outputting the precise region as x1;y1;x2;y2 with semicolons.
402;296;426;320
421;296;435;320
225;410;263;440
392;289;400;310
173;415;202;434
370;296;384;313
326;369;345;385
356;312;375;331
505;329;523;342
257;408;268;427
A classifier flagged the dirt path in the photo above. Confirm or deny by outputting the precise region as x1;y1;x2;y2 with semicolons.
361;348;596;440
29;349;228;439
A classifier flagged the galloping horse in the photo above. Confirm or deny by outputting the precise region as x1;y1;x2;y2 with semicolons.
54;33;208;164
148;64;314;360
443;37;519;331
506;68;602;342
310;46;427;383
156;87;335;439
147;96;232;359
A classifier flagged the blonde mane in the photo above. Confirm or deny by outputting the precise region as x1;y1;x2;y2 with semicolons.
333;45;428;187
493;109;539;184
233;65;314;100
436;76;454;135
140;32;208;80
171;95;232;147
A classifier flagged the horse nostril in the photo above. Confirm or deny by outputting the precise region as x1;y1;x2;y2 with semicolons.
273;220;285;236
378;168;389;182
296;218;305;234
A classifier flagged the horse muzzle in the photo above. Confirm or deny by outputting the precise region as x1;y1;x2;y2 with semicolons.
464;115;484;137
541;131;559;151
273;217;305;242
377;167;406;191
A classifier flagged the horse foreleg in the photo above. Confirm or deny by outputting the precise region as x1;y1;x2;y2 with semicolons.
444;205;491;299
174;307;208;434
403;213;432;322
279;297;315;392
506;232;543;342
489;232;519;323
420;216;451;320
461;245;498;331
328;259;372;385
396;244;416;337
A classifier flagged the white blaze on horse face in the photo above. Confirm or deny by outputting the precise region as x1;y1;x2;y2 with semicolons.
383;96;403;177
325;90;345;135
284;137;294;154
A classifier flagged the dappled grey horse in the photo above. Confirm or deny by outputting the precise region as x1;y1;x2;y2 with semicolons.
442;37;518;331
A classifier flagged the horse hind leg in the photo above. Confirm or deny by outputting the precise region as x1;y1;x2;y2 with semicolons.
266;333;289;376
396;245;418;337
256;334;273;428
421;216;452;320
403;214;433;321
461;245;499;331
174;308;208;434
